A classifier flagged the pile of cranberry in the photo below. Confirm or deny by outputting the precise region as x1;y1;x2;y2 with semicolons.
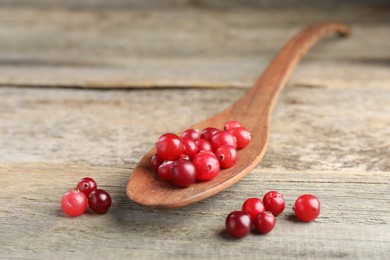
150;120;251;188
61;177;112;217
226;191;321;238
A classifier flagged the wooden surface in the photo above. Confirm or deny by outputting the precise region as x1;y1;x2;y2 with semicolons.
0;1;390;259
0;2;389;88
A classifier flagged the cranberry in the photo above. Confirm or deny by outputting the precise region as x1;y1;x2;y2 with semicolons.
150;154;164;173
88;189;112;214
210;131;237;151
229;127;251;149
181;129;200;141
192;152;220;181
77;177;97;197
224;120;242;131
170;159;197;188
225;211;251;238
181;138;199;159
263;191;285;216
215;144;237;169
155;133;183;161
61;189;88;217
242;198;265;222
200;127;219;141
179;154;191;160
293;194;320;222
254;211;276;234
196;138;212;152
198;150;217;158
158;161;174;181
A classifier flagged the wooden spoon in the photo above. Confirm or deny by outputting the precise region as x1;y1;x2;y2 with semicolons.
127;22;351;209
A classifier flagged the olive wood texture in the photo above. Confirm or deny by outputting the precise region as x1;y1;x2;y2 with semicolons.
127;23;351;208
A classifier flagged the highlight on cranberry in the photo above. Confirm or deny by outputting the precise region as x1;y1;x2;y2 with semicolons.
150;121;252;188
61;177;111;217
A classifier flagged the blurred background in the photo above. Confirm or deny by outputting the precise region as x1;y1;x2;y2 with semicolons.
0;0;388;89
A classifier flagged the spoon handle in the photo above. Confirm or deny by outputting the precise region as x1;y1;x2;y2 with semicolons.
232;22;351;128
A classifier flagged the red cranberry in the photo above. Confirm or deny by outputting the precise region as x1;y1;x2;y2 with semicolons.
224;120;242;131
181;128;200;141
198;150;217;158
170;159;197;188
254;211;276;234
158;161;174;181
181;138;199;159
263;191;285;216
229;127;251;149
215;144;237;169
192;152;220;181
150;154;165;173
179;154;191;160
293;194;320;222
200;127;219;141
210;131;237;151
196;138;212;152
225;211;251;238
242;198;265;222
88;189;112;214
77;177;97;197
155;133;184;161
61;189;88;217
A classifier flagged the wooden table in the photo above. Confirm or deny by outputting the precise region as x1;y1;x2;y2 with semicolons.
1;1;389;259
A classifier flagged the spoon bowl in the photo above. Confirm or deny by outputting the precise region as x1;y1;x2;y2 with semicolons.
127;22;351;209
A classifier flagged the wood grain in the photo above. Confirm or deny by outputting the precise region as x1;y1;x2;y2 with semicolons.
1;84;389;258
0;4;389;88
0;1;389;259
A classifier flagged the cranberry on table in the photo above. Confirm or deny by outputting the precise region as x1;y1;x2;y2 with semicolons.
170;159;197;188
254;211;276;234
215;144;237;169
210;131;237;151
225;211;252;238
196;138;212;152
155;133;184;161
181;138;199;159
229;127;251;149
61;189;88;217
77;177;97;197
242;198;265;222
224;120;242;131
158;161;174;181
293;194;320;222
88;189;112;214
263;191;285;216
200;127;219;141
150;154;164;173
192;152;220;181
181;128;200;141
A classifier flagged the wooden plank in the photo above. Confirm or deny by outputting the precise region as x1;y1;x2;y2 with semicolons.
0;163;389;259
0;5;389;88
0;86;388;171
0;85;389;258
1;0;389;9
